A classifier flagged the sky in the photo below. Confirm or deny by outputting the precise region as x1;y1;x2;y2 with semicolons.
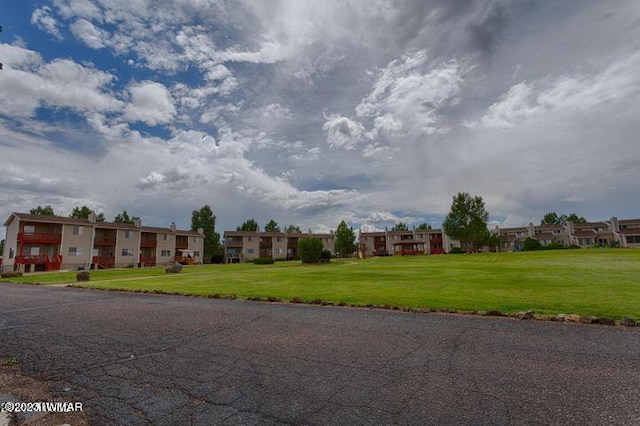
1;0;639;235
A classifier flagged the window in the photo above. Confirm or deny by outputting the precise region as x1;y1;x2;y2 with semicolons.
162;234;169;241
30;247;40;256
247;248;254;254
121;248;133;256
248;236;253;242
9;248;15;259
24;225;36;233
193;251;200;257
124;231;133;239
73;226;84;235
276;237;282;242
627;236;640;244
161;250;171;257
68;247;83;256
193;236;200;243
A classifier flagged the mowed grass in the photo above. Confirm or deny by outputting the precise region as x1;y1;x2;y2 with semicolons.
4;249;640;319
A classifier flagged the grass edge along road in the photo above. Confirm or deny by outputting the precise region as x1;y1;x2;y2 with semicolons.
4;249;640;320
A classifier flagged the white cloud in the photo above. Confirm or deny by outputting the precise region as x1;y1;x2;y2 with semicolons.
322;114;365;150
123;81;176;126
70;18;108;49
31;7;63;40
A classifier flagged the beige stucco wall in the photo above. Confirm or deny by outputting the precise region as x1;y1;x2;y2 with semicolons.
1;217;20;271
114;229;140;267
156;232;175;264
59;224;93;269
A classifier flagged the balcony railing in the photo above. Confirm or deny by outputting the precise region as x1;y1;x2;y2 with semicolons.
18;232;62;244
140;256;156;267
175;240;189;249
94;236;116;245
15;255;63;270
140;239;157;248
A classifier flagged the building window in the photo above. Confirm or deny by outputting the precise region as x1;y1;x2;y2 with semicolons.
121;248;133;256
276;237;282;242
162;234;169;241
248;236;253;242
73;226;84;235
193;236;200;243
247;248;254;254
193;251;200;257
68;247;83;256
124;231;133;239
161;250;171;257
9;248;15;259
30;247;40;256
627;235;640;244
24;225;36;233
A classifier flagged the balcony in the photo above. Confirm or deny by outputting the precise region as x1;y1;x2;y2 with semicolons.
176;238;189;249
140;238;157;248
94;236;116;246
18;232;62;244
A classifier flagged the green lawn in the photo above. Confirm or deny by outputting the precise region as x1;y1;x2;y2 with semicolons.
4;249;640;319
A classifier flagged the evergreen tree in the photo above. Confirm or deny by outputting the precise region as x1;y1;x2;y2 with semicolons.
334;220;356;258
442;192;490;252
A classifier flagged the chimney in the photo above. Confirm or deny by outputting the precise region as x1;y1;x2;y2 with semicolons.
197;227;204;235
134;218;142;228
609;217;619;233
528;222;534;237
170;222;176;232
88;211;97;224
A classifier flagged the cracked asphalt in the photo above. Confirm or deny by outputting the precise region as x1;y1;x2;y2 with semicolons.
1;282;640;425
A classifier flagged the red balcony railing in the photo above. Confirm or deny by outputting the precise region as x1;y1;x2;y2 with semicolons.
140;239;157;248
94;236;116;245
15;255;62;270
92;256;115;269
140;256;156;267
176;240;189;249
18;232;62;244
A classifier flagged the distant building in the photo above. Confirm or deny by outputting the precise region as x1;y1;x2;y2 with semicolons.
495;217;640;251
2;212;204;272
223;230;335;263
358;228;459;257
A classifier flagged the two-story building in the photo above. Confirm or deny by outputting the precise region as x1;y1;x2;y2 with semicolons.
2;212;204;272
223;230;335;263
358;228;458;257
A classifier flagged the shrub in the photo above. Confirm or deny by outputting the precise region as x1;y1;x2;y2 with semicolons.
253;258;275;265
523;237;542;251
448;247;465;254
320;249;332;263
298;238;324;263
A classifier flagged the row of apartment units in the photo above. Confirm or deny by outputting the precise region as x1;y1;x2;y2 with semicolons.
498;217;640;251
222;216;640;262
1;212;205;272
223;230;335;263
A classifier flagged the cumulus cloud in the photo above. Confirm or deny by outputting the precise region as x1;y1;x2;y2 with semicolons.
70;18;108;49
123;81;176;126
323;114;366;150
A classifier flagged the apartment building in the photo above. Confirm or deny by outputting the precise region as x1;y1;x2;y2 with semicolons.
496;217;640;251
2;212;204;272
223;230;335;263
358;228;458;257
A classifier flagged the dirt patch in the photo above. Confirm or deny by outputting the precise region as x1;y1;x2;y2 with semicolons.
0;363;89;426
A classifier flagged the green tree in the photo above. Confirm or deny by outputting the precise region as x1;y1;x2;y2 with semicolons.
70;205;105;221
416;223;431;230
0;239;4;256
285;225;302;234
334;220;356;258
566;213;586;223
541;212;561;225
237;219;259;231
191;205;222;263
114;210;139;224
481;230;503;252
298;238;324;264
264;219;281;232
442;192;490;252
391;222;409;231
30;205;55;215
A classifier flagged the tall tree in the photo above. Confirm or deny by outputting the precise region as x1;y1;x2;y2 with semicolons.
285;224;302;234
113;210;139;224
566;213;586;223
334;220;356;258
416;223;432;230
541;212;561;225
264;219;281;232
191;205;221;262
237;219;259;231
70;205;104;221
391;222;409;231
442;192;490;252
30;205;55;215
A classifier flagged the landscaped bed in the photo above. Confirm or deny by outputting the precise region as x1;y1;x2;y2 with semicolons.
3;249;640;321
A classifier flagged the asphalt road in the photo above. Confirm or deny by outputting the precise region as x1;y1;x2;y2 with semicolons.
1;283;640;425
